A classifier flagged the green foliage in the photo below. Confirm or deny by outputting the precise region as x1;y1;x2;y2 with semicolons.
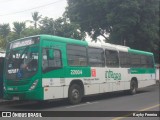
0;23;10;49
0;12;86;50
40;17;85;39
0;1;159;62
0;36;6;49
40;17;55;35
66;0;159;62
66;0;108;41
31;11;42;29
106;0;159;51
0;23;10;39
21;27;40;37
13;22;26;37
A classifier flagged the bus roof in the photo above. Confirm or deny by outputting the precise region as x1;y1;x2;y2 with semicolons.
40;34;88;46
88;42;130;52
9;34;153;56
88;40;153;56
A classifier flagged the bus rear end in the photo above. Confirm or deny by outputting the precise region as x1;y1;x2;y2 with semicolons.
3;36;43;100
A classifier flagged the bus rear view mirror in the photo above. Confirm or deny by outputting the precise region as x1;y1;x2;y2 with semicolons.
47;49;54;60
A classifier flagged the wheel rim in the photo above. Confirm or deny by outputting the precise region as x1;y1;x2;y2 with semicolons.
131;82;136;93
132;86;135;93
72;89;80;100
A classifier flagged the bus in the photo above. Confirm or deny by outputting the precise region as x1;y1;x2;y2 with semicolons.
3;35;156;104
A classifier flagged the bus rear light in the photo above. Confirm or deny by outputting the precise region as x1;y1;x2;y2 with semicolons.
29;80;38;91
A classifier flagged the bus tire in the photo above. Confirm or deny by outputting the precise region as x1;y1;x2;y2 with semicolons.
129;80;138;95
68;84;82;104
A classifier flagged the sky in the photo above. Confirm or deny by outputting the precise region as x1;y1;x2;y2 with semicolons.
0;0;100;42
0;0;67;25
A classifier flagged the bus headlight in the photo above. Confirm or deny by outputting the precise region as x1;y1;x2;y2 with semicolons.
29;80;38;91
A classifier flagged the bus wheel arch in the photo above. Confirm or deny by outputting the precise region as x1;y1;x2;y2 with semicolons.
129;77;138;95
68;80;84;104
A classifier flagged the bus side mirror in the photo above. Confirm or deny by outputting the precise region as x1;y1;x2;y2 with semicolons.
47;49;54;60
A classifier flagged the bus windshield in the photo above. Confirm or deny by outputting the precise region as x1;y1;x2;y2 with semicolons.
6;46;39;80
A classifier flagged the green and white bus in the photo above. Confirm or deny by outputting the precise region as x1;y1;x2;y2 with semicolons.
4;35;156;104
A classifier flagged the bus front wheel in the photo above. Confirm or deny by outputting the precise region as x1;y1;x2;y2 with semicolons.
68;84;82;104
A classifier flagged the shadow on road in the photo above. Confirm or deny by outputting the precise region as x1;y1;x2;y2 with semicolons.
7;85;158;110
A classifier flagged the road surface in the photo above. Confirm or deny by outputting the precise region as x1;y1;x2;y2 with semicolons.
0;85;159;120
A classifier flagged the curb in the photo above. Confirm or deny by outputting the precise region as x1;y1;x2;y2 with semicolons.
0;99;33;105
0;99;19;105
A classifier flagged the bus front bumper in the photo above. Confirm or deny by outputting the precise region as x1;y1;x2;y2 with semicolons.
3;88;43;101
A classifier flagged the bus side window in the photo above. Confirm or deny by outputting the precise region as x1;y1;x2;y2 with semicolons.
146;56;154;68
119;52;130;68
88;47;105;67
130;54;141;68
140;55;148;68
105;50;119;67
67;45;87;66
42;48;62;72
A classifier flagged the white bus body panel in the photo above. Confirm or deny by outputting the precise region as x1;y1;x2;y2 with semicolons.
42;68;156;100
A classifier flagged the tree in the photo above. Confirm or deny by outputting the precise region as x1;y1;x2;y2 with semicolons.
66;0;159;62
21;27;40;37
31;11;42;29
40;17;55;35
0;24;10;49
13;22;26;38
105;0;159;51
54;17;85;39
0;36;6;49
40;17;85;39
66;0;109;41
0;23;10;39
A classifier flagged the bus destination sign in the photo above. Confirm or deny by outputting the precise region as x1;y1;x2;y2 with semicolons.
10;39;34;49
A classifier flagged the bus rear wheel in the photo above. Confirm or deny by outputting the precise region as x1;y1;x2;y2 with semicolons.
68;84;82;104
129;80;138;95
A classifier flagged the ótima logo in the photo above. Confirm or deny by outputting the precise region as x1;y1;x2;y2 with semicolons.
105;70;121;80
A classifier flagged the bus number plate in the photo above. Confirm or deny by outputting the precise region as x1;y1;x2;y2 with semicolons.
13;96;19;100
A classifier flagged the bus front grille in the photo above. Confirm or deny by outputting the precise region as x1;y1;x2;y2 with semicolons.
6;80;30;86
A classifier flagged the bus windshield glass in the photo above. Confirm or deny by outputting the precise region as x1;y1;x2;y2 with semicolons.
6;46;39;80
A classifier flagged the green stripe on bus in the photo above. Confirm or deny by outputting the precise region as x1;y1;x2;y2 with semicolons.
128;48;153;56
130;68;155;74
42;67;91;78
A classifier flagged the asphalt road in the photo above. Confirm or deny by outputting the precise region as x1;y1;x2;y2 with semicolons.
0;84;159;120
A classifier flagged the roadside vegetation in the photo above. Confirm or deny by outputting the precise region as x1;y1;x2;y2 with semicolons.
0;0;159;62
